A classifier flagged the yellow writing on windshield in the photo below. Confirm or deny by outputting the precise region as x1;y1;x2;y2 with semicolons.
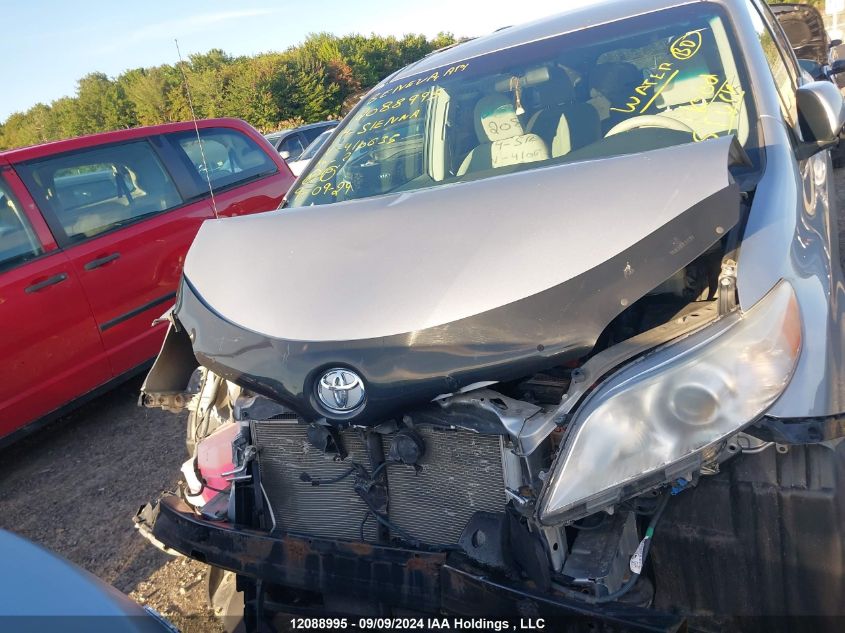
609;62;677;114
357;93;433;120
688;77;745;142
305;180;353;198
670;30;704;60
367;63;468;102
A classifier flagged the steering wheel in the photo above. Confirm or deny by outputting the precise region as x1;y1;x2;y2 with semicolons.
605;115;695;138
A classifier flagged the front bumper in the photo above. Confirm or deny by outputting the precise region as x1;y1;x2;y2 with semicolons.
136;495;685;632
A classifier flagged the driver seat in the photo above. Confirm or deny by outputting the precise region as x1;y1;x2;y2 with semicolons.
588;62;643;135
457;94;549;176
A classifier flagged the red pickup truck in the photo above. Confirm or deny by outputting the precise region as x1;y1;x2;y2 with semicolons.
0;118;294;444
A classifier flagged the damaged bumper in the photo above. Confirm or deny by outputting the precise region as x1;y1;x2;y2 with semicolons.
136;495;685;632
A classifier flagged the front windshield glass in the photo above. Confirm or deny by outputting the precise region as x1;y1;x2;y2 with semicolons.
289;3;754;208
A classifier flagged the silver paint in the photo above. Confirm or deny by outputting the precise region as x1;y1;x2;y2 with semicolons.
713;0;845;418
184;137;733;342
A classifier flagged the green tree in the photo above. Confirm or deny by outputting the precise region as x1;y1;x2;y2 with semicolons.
121;67;172;125
70;72;136;134
0;32;463;149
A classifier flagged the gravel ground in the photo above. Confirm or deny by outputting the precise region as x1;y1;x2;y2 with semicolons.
0;376;221;632
1;166;844;633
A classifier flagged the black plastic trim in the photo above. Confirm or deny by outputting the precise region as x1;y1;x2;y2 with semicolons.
100;291;176;332
750;414;845;444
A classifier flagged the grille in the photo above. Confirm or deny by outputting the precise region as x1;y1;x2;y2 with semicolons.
252;421;506;545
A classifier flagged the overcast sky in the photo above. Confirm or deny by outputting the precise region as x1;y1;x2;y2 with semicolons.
1;0;603;121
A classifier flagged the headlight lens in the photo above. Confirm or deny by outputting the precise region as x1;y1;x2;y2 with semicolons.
539;281;801;524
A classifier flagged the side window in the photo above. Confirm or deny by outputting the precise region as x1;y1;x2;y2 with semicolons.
0;175;43;271
278;134;305;160
173;128;278;194
17;141;183;243
748;1;799;127
302;126;330;144
756;2;802;84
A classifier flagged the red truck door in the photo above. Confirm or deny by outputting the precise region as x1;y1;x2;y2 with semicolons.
0;169;109;440
13;138;214;377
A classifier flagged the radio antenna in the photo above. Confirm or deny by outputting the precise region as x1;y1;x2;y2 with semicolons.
175;38;218;218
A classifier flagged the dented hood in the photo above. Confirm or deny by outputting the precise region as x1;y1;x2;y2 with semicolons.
178;137;739;421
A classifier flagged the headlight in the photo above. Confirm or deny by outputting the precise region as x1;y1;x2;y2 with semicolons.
539;281;801;524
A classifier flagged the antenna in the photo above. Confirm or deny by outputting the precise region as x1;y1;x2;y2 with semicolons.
175;38;219;218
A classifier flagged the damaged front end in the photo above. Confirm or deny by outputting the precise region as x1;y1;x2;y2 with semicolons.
134;126;845;631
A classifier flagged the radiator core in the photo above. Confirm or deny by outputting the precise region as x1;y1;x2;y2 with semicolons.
252;421;506;545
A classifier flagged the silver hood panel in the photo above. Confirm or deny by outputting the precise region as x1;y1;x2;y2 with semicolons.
184;137;736;343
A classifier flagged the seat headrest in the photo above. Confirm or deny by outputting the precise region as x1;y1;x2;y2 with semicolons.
474;94;525;142
589;62;642;100
531;65;577;108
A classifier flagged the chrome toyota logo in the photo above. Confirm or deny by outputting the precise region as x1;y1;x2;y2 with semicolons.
316;368;365;413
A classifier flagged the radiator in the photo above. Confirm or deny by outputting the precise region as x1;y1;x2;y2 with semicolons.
252;421;506;545
252;422;378;541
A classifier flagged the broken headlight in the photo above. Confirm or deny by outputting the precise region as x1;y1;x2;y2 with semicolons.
539;281;801;524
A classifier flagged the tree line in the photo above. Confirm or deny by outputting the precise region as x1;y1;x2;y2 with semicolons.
0;32;457;151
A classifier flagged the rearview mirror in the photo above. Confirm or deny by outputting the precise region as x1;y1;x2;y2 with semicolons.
279;150;291;160
830;39;843;48
796;81;845;158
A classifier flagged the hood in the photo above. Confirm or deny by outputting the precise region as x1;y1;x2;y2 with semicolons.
178;137;740;422
0;529;171;630
772;4;830;66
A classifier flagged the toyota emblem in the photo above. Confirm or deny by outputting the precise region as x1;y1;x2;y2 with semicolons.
316;368;366;413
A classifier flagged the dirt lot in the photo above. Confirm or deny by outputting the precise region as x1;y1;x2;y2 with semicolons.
1;165;845;633
0;377;221;632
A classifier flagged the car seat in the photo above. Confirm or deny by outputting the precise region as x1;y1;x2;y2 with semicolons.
588;62;644;134
457;94;549;176
524;66;601;157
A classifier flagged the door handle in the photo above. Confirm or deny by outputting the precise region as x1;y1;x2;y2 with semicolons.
84;252;121;270
25;273;68;293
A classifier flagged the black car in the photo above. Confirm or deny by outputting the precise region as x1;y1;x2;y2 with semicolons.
263;121;338;162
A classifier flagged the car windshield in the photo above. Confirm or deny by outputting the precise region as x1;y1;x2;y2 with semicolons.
298;130;333;161
289;3;755;208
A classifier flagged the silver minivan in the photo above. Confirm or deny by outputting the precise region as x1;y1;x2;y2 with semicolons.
138;1;845;630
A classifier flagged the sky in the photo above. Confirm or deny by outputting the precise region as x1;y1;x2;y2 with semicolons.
1;0;600;121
